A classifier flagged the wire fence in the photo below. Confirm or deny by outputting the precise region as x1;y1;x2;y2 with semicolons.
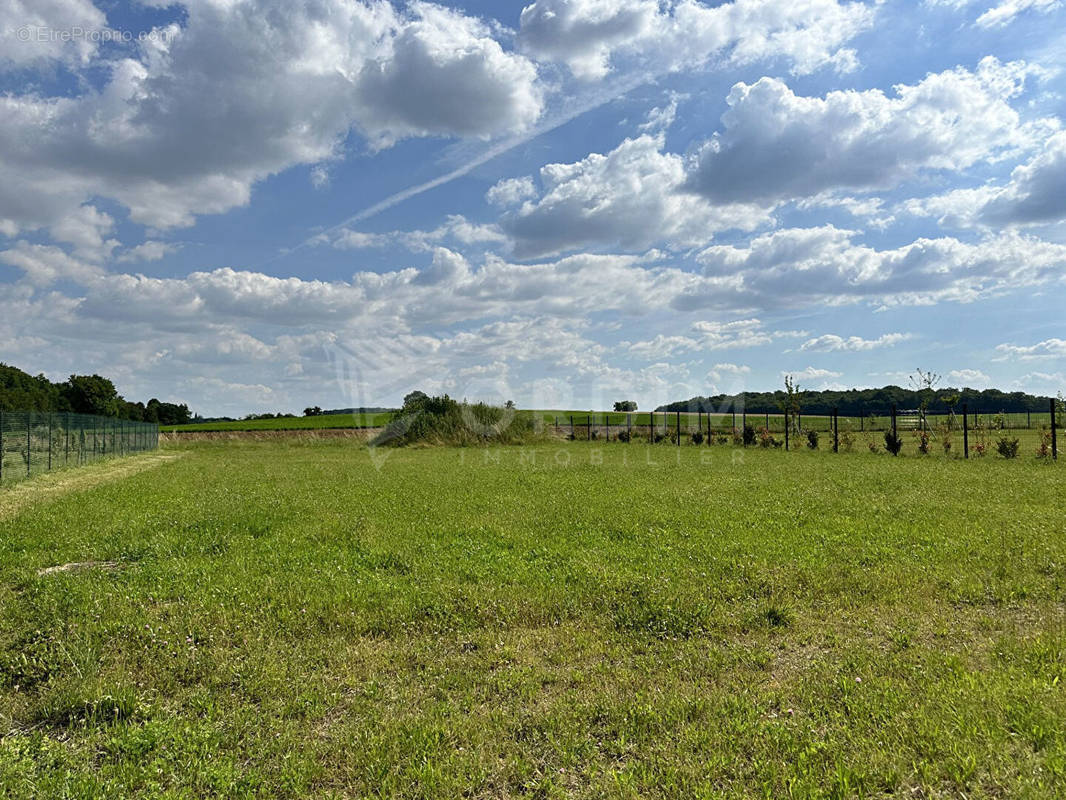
0;411;159;486
552;400;1060;459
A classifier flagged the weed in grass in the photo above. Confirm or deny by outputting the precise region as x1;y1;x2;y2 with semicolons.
997;436;1020;459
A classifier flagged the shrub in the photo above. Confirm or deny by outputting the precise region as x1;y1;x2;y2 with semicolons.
1037;428;1052;459
996;436;1020;459
691;431;704;445
867;441;879;453
616;429;632;443
742;424;757;447
372;394;538;447
757;427;779;448
914;430;931;455
806;430;819;450
884;430;903;456
716;435;730;445
973;442;987;457
838;429;855;452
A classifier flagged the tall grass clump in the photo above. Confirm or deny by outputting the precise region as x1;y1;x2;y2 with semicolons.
371;393;540;447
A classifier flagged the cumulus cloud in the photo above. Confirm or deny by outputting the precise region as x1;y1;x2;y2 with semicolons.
902;132;1066;229
801;333;911;351
519;0;874;79
686;58;1048;205
948;368;991;384
683;226;1066;311
502;134;768;258
994;338;1066;359
486;176;538;207
0;0;107;69
327;215;507;252
0;0;545;240
117;241;182;263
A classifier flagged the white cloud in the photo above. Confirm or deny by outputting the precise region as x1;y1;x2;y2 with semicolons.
994;338;1066;359
518;0;874;79
975;0;1061;28
686;58;1049;205
0;241;104;286
327;215;506;252
783;366;844;382
486;176;538;207
0;0;107;69
902;132;1066;229
519;0;662;80
116;241;182;263
502;134;768;258
801;333;910;351
49;204;119;262
948;368;991;385
0;0;546;239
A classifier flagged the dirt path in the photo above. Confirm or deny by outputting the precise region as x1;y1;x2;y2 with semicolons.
0;452;184;522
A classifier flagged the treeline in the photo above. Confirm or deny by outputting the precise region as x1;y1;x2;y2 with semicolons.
0;363;191;424
657;385;1056;416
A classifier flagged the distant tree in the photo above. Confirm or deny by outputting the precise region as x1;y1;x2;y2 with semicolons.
304;406;323;417
613;400;638;412
779;375;801;433
63;374;122;417
909;369;941;430
403;390;429;411
504;400;515;409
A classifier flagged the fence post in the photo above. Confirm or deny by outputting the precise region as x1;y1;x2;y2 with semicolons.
891;404;897;456
732;408;736;433
1051;397;1058;461
627;413;632;441
963;402;969;459
47;414;52;471
833;408;839;453
675;410;681;446
64;413;69;465
26;412;31;478
1028;410;1031;430
570;415;574;439
587;415;591;441
606;414;610;442
0;411;4;483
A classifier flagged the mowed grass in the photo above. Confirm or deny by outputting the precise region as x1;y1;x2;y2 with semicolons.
1;440;1065;798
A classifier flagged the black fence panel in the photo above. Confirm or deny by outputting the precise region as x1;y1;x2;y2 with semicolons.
0;411;159;486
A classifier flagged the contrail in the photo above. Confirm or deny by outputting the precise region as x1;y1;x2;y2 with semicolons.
267;71;657;266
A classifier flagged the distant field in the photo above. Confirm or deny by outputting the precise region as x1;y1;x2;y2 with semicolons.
161;412;393;432
1;439;1064;797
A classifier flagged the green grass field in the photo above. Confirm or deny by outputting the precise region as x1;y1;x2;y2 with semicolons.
2;440;1065;798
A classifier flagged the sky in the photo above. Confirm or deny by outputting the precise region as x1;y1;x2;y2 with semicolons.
1;0;1065;416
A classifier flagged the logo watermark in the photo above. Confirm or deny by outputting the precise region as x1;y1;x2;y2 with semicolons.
16;26;174;45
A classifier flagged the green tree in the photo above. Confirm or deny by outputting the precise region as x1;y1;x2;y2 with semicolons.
63;374;122;417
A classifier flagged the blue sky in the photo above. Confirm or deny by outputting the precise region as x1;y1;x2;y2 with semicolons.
1;0;1065;415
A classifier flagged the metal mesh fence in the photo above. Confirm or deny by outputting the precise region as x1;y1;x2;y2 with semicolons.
0;412;159;486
